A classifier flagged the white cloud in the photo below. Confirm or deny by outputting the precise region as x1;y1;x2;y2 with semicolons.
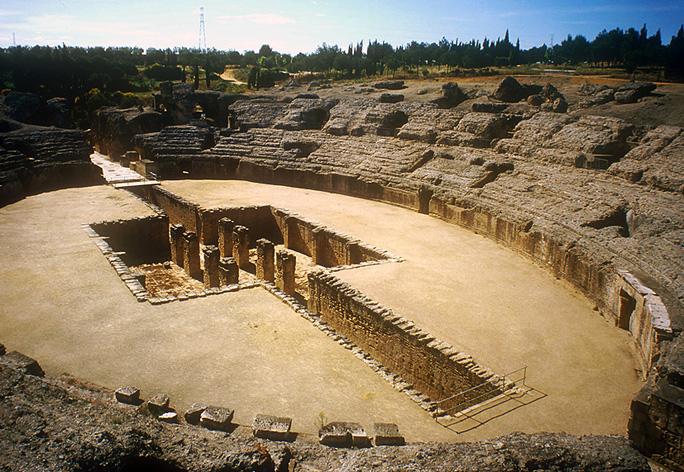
0;9;22;17
0;13;181;47
217;13;295;25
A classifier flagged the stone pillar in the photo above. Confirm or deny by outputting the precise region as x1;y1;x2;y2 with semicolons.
311;227;325;266
182;231;201;280
276;250;296;295
202;245;220;288
218;218;235;258
169;224;185;266
218;257;239;286
256;239;275;282
283;216;294;249
232;225;250;270
418;186;433;214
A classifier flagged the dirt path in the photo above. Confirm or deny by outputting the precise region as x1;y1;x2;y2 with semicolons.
220;66;246;85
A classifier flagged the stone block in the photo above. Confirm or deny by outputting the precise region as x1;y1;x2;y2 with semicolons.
1;351;45;377
148;393;170;415
256;238;275;282
252;414;293;441
0;343;5;356
169;224;185;266
319;422;370;448
217;218;235;258
311;227;325;265
184;402;208;425
114;386;141;405
373;422;405;446
276;250;296;294
232;225;250;270
379;93;404;103
200;406;234;431
202;245;220;288
158;411;178;424
218;257;239;286
182;231;201;279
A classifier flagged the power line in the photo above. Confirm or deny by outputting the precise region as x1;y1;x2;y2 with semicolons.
199;6;207;51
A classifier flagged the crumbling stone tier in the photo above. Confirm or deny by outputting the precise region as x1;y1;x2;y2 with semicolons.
1;76;682;469
102;79;683;468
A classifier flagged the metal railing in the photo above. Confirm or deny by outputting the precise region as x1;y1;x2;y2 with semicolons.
434;366;527;417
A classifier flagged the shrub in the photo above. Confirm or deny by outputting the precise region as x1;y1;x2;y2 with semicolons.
143;63;183;81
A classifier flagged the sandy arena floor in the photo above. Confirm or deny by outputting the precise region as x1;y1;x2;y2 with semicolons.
0;181;643;443
162;179;644;438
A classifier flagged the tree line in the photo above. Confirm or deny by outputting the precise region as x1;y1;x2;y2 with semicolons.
285;25;683;78
1;24;683;99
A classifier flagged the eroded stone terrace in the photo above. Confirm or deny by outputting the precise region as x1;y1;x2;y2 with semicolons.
1;76;682;469
95;78;681;463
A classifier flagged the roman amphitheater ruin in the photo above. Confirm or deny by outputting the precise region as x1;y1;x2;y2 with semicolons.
0;76;682;470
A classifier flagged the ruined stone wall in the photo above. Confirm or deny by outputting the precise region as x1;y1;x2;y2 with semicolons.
629;333;684;469
307;270;508;412
140;186;200;235
270;208;392;267
199;206;280;246
427;196;674;375
617;271;674;373
90;214;169;267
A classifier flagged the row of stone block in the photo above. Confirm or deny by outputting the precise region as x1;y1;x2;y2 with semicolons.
114;384;404;447
114;385;292;439
318;421;405;447
84;223;148;302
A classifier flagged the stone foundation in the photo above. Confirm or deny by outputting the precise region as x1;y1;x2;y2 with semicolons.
90;214;169;267
217;217;235;258
232;225;250;270
202;245;220;288
256;239;275;282
276;250;296;295
182;231;201;280
218;257;239;286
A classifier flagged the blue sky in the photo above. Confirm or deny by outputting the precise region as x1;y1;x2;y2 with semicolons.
0;0;682;53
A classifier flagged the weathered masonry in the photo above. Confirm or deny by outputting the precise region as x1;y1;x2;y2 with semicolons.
307;270;511;414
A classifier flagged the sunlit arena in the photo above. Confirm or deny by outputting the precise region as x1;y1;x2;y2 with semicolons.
1;2;683;471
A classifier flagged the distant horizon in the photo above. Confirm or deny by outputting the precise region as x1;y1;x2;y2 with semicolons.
1;0;683;54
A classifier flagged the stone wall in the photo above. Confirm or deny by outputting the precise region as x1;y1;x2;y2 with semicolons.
617;270;674;373
307;270;509;413
136;186;201;236
199;206;280;247
137;187;397;271
426;196;674;374
90;215;169;267
629;334;684;469
270;208;396;267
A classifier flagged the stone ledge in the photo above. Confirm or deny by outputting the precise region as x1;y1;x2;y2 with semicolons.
319;422;370;448
252;414;293;441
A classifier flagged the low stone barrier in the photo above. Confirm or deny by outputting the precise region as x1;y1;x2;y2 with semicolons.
307;270;509;413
